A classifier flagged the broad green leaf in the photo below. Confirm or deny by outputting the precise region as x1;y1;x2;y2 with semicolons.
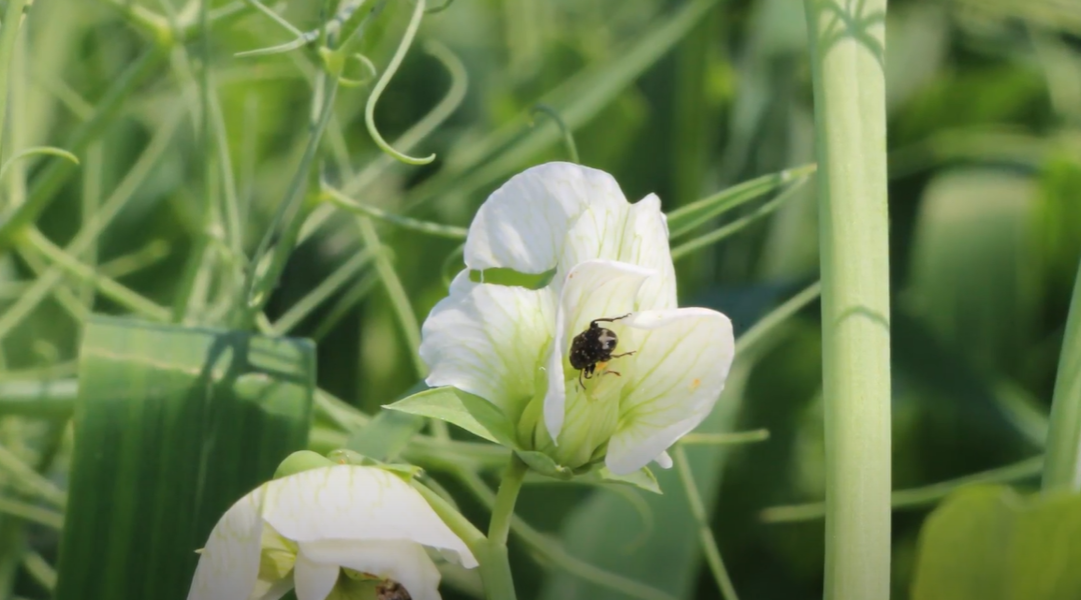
54;317;314;600
666;164;816;238
384;387;518;448
911;485;1081;600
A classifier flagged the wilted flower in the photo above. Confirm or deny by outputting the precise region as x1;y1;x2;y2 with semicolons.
187;465;476;600
420;162;735;476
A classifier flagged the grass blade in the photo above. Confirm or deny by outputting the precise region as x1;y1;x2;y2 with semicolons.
54;317;314;600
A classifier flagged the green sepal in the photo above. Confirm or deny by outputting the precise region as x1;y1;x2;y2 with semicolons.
274;450;336;478
384;386;518;448
516;450;574;480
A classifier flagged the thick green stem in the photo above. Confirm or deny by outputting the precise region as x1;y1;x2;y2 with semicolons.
803;0;891;598
473;454;527;600
1042;257;1081;491
488;453;526;546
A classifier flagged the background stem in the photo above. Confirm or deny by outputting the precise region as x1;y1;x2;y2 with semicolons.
1042;257;1081;491
802;0;892;598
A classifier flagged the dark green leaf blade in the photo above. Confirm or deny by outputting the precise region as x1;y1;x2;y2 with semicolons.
54;317;314;600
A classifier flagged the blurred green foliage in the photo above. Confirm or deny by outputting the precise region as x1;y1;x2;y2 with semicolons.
0;0;1076;599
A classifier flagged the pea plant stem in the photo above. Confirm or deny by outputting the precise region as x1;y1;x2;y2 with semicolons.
802;0;891;599
480;453;527;600
1042;257;1081;492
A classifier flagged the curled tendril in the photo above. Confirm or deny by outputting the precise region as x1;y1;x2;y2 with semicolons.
337;53;378;88
364;0;435;165
0;147;79;182
530;104;579;164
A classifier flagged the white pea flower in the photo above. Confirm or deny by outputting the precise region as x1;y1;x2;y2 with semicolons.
187;465;476;600
420;162;735;476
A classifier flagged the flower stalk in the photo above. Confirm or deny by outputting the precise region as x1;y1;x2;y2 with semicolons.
802;0;891;599
488;454;527;547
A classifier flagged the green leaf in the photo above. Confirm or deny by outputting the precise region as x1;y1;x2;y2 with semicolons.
384;387;518;448
665;164;816;238
346;408;426;462
54;317;314;600
911;485;1081;600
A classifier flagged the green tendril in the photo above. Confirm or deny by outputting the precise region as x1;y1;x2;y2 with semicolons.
530;104;579;164
364;0;435;165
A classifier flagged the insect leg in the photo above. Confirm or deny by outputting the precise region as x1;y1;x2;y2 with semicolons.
590;313;632;328
609;350;637;359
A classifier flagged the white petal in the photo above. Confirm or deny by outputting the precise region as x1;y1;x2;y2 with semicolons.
556;203;631;283
543;260;655;442
260;466;477;568
553;193;675;310
605;308;735;475
420;271;555;418
464;162;628;273
293;549;339;600
186;486;265;600
654;450;673;470
620;194;677;310
301;539;443;600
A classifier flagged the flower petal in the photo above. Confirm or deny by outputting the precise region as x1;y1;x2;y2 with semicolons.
186;486;266;600
605;308;735;475
293;548;339;600
543;260;655;442
302;539;443;600
464;162;628;273
261;466;477;568
619;194;677;310
420;271;556;418
554;193;675;310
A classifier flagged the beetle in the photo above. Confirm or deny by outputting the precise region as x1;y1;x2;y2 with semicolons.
569;313;637;389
